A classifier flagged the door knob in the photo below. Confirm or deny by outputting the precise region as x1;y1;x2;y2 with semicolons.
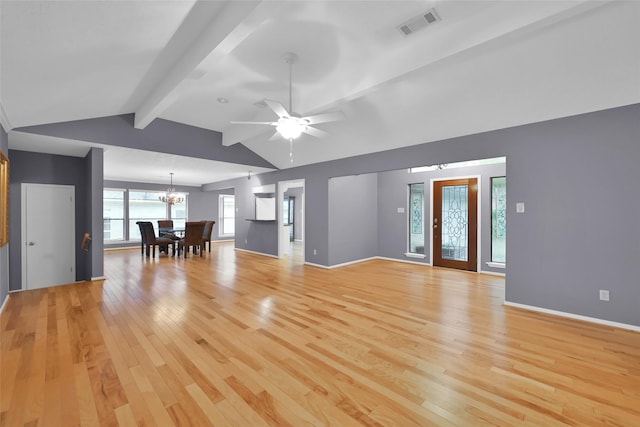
28;242;35;246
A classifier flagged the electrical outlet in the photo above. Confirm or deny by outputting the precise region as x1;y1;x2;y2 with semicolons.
516;202;525;213
313;249;317;255
599;289;610;301
245;239;248;245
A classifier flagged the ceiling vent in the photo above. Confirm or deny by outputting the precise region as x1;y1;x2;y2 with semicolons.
397;8;441;37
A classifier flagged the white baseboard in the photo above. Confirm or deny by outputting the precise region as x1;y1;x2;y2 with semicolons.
377;256;432;267
328;257;378;269
306;256;432;270
305;258;377;270
486;262;506;269
0;293;8;314
104;245;139;251
234;248;279;259
306;256;427;270
304;261;330;269
503;301;640;332
214;239;234;243
479;269;505;277
90;276;106;281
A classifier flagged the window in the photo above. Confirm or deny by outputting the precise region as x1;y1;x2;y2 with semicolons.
219;195;235;236
170;200;188;230
103;188;189;242
103;189;125;241
491;177;506;263
408;183;425;254
129;190;170;241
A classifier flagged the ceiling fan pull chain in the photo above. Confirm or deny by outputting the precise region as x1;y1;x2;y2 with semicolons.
289;138;294;163
289;57;293;112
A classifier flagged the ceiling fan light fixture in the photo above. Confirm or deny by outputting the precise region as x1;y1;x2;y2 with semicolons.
276;116;306;140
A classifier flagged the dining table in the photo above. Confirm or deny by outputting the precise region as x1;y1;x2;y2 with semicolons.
158;227;185;239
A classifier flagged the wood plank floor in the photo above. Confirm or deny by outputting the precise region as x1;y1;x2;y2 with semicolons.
2;242;639;426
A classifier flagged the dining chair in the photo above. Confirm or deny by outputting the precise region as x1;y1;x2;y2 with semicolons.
202;220;215;252
137;221;176;257
177;221;206;257
136;221;147;255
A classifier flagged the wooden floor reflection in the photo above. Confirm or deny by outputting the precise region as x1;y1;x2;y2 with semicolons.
2;241;639;426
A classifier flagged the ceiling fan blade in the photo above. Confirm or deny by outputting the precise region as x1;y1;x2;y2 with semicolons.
303;111;346;125
230;121;277;125
264;99;290;119
267;131;282;142
302;126;328;139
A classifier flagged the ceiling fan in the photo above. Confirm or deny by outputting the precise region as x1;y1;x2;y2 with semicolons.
230;52;345;148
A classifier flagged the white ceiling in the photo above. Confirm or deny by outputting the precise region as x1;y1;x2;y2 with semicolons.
2;0;639;184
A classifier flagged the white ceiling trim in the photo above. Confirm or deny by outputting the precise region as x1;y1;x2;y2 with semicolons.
0;102;13;132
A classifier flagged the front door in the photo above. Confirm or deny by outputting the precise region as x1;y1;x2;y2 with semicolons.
22;183;75;289
433;178;478;271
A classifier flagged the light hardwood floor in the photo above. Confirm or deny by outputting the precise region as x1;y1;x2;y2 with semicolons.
2;242;639;426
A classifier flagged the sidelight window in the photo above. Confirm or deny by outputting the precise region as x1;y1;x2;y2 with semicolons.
408;183;425;254
491;177;506;263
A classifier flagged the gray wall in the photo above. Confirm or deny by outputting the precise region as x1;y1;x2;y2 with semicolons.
189;187;234;240
203;104;640;326
328;174;379;265
16;114;275;169
9;150;89;290
15;103;640;326
86;148;104;278
0;124;8;307
377;162;506;273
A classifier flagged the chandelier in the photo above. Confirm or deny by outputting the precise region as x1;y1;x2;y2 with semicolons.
159;173;184;205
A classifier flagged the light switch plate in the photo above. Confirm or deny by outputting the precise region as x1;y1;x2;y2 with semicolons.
397;207;405;213
516;202;525;213
599;290;610;301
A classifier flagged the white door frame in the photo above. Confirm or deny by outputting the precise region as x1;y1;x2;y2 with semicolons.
21;183;76;290
277;179;305;260
429;175;481;270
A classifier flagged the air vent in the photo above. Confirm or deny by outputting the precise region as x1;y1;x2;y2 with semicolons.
397;8;441;37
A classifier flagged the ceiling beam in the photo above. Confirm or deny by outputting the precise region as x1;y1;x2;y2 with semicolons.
133;0;263;130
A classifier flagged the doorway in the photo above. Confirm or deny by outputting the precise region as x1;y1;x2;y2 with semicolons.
283;196;295;242
432;178;478;271
21;183;76;289
277;179;305;264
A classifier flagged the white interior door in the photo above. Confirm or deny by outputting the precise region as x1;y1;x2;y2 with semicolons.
22;184;75;290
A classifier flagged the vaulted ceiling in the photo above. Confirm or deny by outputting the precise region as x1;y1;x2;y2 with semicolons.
1;0;639;185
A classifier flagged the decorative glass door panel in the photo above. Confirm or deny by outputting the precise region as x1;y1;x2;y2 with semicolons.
441;185;468;261
433;178;478;271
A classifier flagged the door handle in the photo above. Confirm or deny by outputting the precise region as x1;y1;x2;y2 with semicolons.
28;242;35;246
